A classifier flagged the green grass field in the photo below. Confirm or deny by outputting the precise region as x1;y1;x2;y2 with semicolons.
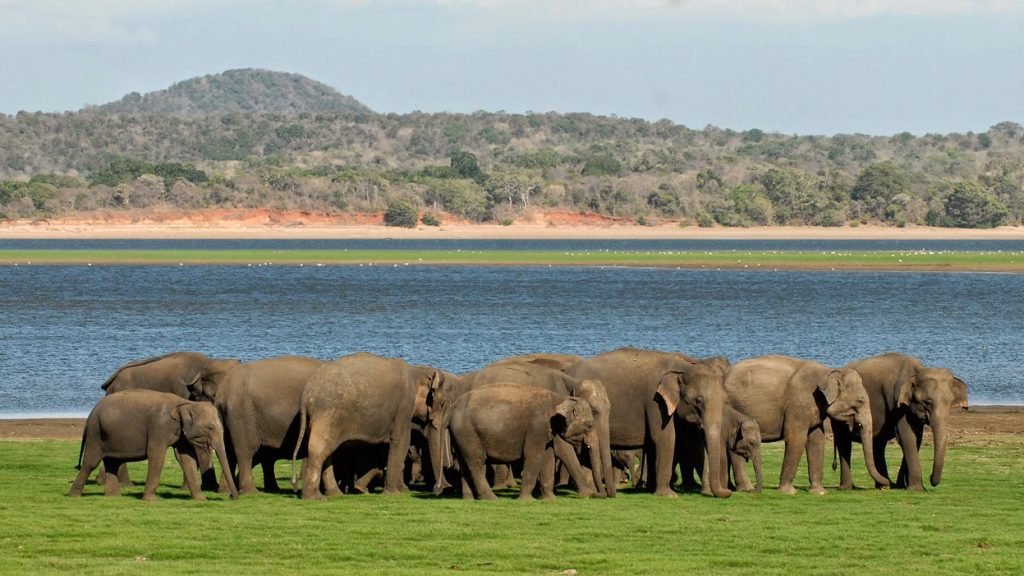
1;437;1021;575
2;249;1024;271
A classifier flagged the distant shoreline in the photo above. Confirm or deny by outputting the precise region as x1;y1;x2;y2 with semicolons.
2;215;1024;241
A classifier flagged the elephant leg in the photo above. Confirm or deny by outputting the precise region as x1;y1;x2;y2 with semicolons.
102;458;123;496
552;438;596;497
142;445;168;501
519;439;548;501
491;464;517;490
895;418;925;491
197;448;219;492
354;468;384;494
464;453;495;500
178;446;206;501
779;423;809;495
384;424;413;495
321;453;343;497
70;448;103;497
806;427;827;495
834;424;855;490
646;413;677;497
539;448;556;500
116;463;132;487
873;438;891;488
730;451;755;492
262;458;281;492
300;430;334;500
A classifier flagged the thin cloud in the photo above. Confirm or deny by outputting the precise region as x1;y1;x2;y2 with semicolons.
0;1;192;44
433;0;1023;20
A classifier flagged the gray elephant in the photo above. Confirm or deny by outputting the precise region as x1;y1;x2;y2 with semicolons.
189;355;325;495
724;355;890;494
445;383;598;500
69;389;238;501
291;352;440;500
429;359;612;498
98;352;240;488
486;353;583;372
835;352;969;490
566;348;733;498
678;405;764;493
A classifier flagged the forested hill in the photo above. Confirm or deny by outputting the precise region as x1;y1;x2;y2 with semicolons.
84;69;372;116
1;69;1022;228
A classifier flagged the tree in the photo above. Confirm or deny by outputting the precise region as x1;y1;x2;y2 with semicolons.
581;155;622;177
852;161;909;203
383;198;418;227
943;181;1008;228
450;150;485;183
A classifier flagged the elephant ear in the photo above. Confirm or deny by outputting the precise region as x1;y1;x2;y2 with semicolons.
818;371;842;406
172;403;195;431
897;373;917;408
951;377;969;410
656;372;681;416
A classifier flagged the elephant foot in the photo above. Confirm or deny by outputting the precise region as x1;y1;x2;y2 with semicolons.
906;483;925;492
142;493;158;502
382;487;403;496
778;484;797;495
300;490;325;500
191;493;208;501
478;492;498;501
322;485;343;497
808;485;827;496
517;494;535;501
837;482;854;491
735;481;756;493
654;488;678;498
576;487;597;498
238;485;259;497
541;494;557;501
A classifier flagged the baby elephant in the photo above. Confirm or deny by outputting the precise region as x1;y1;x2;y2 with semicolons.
445;383;600;500
69;390;238;501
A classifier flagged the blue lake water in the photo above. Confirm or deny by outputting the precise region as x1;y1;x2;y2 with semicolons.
1;262;1021;416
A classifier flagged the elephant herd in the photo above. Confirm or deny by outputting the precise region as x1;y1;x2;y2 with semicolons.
68;348;969;502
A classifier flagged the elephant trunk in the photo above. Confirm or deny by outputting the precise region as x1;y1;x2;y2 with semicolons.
751;441;764;493
930;411;948;487
584;427;607;498
856;405;889;488
212;435;238;500
702;405;732;498
428;422;451;496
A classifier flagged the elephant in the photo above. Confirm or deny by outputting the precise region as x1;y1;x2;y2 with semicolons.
835;353;969;491
98;352;240;488
427;359;612;498
486;353;583;372
69;389;238;501
677;405;764;493
291;352;440;500
566;347;733;498
445;383;598;500
723;355;890;495
189;355;325;495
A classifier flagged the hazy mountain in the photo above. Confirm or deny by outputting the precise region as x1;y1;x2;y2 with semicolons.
86;68;372;116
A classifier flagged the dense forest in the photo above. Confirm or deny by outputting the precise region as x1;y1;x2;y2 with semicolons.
2;69;1022;228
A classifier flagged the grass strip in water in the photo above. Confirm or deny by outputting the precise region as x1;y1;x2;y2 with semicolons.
2;248;1024;271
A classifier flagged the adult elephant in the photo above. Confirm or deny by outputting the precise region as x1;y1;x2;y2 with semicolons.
724;355;890;494
291;352;440;500
189;355;326;495
836;353;969;491
487;353;583;372
99;352;240;488
566;347;732;498
446;383;599;500
427;359;612;498
70;390;238;501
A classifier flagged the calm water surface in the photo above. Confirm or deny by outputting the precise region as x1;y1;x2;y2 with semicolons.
0;264;1020;416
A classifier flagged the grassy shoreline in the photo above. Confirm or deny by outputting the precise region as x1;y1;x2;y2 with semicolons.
1;437;1021;575
2;249;1024;272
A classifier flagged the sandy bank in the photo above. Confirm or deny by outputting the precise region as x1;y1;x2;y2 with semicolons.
2;210;1024;240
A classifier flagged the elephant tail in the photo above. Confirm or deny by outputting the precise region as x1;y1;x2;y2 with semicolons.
291;400;308;491
75;424;87;470
831;440;838;472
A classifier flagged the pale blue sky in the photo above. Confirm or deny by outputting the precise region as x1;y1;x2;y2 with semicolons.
1;0;1021;135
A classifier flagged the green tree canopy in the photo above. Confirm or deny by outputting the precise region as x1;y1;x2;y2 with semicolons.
852;161;909;203
383;198;418;227
943;181;1009;228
